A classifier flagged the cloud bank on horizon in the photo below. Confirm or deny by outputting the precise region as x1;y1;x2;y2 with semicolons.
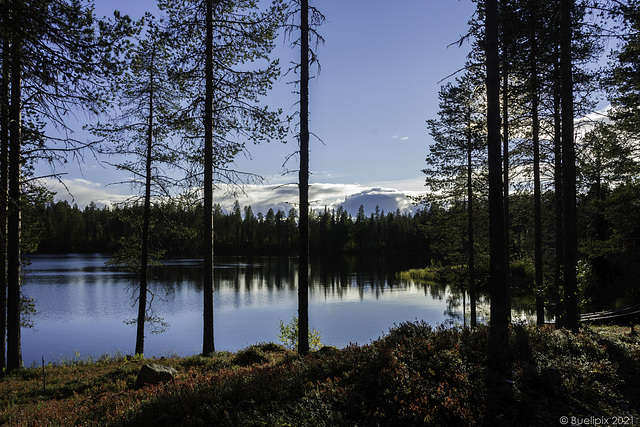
42;178;423;216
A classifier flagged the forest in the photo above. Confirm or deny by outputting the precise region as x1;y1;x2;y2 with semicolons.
0;0;638;389
27;199;431;256
419;0;640;345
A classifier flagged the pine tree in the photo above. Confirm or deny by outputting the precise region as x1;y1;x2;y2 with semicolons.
159;0;286;355
283;0;324;355
606;0;640;136
561;0;579;333
89;15;182;356
0;5;9;370
486;0;510;365
0;0;131;370
423;71;486;327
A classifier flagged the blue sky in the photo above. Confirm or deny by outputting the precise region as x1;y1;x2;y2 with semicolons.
41;0;478;214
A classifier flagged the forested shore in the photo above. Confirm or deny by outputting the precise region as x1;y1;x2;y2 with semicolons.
26;199;430;256
21;184;640;314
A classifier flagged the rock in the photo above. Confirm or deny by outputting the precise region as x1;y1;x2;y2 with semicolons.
134;363;177;389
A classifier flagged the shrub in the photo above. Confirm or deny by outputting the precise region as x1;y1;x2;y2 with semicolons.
234;346;269;366
277;316;322;351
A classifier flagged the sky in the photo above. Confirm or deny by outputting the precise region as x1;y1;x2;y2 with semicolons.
40;0;479;215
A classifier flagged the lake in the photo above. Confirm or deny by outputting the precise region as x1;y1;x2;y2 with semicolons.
21;253;492;367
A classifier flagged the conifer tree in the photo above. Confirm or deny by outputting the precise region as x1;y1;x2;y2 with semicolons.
298;0;310;356
0;0;131;370
89;15;182;356
283;0;324;355
159;0;286;354
423;70;486;327
486;0;510;366
0;6;9;370
561;0;579;333
606;0;640;136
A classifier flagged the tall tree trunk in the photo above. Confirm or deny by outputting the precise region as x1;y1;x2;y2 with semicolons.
136;52;155;356
531;2;545;326
560;0;579;333
203;0;215;354
553;49;564;329
7;17;22;371
0;34;9;370
297;0;310;356
486;0;509;352
466;107;476;328
501;0;511;295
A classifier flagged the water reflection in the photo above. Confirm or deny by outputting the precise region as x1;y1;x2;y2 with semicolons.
20;254;537;367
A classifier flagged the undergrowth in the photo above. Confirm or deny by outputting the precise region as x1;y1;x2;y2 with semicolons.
0;324;638;426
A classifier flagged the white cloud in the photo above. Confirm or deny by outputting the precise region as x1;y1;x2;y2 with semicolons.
41;178;134;207
41;176;424;217
338;187;415;215
229;183;418;216
391;135;410;141
371;177;425;195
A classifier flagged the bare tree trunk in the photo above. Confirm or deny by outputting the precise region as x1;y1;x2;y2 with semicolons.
7;18;22;371
560;0;579;333
531;2;545;326
0;34;9;370
297;0;310;356
203;0;215;355
136;51;155;356
486;0;509;352
466;107;476;328
501;0;511;300
553;50;564;329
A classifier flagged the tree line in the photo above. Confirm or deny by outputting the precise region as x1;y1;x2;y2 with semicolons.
27;199;431;256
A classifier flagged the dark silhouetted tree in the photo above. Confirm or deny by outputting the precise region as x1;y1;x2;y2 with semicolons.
0;7;9;370
284;0;324;356
486;0;510;364
1;0;130;370
159;0;285;355
89;15;182;356
561;0;579;333
423;70;486;327
606;0;640;137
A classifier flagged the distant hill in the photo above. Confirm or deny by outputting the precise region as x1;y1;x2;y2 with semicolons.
338;188;415;216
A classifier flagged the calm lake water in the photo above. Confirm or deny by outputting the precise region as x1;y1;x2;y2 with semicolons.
21;253;497;367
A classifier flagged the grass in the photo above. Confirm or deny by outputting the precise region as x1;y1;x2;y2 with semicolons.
1;324;639;426
397;262;472;287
